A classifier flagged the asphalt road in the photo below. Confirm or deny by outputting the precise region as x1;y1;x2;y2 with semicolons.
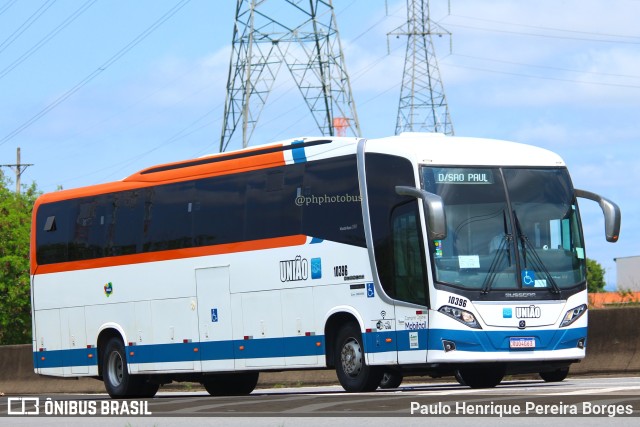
2;376;640;426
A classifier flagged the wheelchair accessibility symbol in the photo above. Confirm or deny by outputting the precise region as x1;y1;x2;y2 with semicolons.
522;270;535;287
366;283;375;298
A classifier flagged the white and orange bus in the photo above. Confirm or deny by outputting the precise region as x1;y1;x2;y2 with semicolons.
30;133;620;398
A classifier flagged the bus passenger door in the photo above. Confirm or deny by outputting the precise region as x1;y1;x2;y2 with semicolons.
196;266;235;372
364;153;429;365
391;202;430;365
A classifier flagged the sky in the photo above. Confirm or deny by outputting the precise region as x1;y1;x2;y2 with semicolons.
0;0;638;288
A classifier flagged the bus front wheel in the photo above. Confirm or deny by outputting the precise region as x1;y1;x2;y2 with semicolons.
456;363;505;389
379;369;403;389
334;323;383;392
539;367;569;382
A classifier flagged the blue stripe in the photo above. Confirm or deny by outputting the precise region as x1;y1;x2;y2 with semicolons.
291;140;307;163
33;327;585;369
35;336;325;368
129;341;201;364
364;327;587;354
427;327;587;352
397;329;429;351
34;347;98;369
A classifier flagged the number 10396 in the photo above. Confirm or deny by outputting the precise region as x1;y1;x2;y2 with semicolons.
448;296;467;307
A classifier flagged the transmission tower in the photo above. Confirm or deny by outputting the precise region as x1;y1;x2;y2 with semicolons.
220;0;361;152
389;0;453;135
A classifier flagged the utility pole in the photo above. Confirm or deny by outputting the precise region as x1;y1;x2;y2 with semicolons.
389;0;453;135
220;0;360;152
1;147;33;194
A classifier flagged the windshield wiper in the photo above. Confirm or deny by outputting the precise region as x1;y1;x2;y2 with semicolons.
481;211;512;294
481;234;513;294
513;211;561;294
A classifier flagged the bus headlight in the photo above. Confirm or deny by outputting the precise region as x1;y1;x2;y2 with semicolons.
438;306;482;329
560;304;587;327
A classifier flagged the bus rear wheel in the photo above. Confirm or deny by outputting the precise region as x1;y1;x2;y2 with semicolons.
202;372;259;396
539;367;569;382
456;363;505;389
335;323;383;392
102;337;159;398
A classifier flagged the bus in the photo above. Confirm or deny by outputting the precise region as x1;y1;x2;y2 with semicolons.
30;133;620;397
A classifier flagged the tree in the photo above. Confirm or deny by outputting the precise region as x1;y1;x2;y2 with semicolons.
0;172;39;344
586;258;606;293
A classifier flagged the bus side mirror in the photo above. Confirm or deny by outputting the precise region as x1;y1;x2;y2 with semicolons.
575;189;621;243
395;186;447;240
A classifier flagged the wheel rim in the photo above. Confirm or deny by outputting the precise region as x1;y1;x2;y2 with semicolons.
340;337;363;377
107;350;124;386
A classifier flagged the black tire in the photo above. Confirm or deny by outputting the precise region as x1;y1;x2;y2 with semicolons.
379;369;403;389
456;363;505;389
539;367;569;382
202;372;259;396
102;337;159;398
334;323;383;392
134;381;160;398
454;369;466;386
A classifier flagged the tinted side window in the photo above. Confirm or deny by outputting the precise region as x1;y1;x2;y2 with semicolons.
245;165;304;241
68;198;100;261
107;191;143;256
36;156;367;265
366;153;424;300
36;201;71;265
194;174;245;246
301;155;365;247
142;182;194;252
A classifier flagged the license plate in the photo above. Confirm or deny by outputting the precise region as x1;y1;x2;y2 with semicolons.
510;337;535;349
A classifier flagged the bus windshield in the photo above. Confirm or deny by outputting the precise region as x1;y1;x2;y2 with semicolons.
422;167;586;292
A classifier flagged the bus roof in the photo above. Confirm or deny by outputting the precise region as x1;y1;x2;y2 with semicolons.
367;133;566;168
35;133;566;204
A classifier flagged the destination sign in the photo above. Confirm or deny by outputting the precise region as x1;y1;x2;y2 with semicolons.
433;168;494;185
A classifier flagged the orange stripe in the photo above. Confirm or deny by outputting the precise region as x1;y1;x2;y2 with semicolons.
34;235;307;275
126;144;287;183
34;145;286;204
30;143;288;274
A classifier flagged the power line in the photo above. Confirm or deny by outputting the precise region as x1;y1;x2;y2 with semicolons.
0;0;19;17
450;14;640;41
445;22;640;45
452;53;640;81
0;0;99;80
0;0;191;147
79;104;221;185
0;0;56;55
443;62;640;90
49;57;217;151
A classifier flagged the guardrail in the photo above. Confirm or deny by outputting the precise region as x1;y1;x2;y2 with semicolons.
2;307;638;394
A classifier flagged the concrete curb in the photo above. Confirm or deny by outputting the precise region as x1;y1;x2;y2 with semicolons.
1;307;638;394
